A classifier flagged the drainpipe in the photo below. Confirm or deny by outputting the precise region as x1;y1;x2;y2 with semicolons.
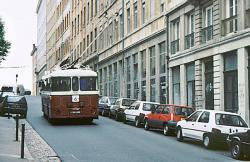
121;0;125;98
166;15;170;104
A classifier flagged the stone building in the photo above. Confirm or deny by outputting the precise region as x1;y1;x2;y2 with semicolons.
36;0;250;125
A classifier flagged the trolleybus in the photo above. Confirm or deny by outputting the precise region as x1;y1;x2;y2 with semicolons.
40;67;99;122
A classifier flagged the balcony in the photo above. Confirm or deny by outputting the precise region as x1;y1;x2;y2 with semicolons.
201;25;213;43
171;39;179;54
222;15;238;36
185;32;194;49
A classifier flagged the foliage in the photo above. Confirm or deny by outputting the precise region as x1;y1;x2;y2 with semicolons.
0;18;11;63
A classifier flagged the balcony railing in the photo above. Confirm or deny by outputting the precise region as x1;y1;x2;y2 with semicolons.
185;32;194;49
171;39;179;54
201;25;213;43
222;15;238;36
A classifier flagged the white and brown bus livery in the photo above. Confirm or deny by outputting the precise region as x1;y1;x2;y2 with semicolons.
40;67;99;122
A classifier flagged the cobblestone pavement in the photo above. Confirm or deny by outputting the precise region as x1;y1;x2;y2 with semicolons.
20;119;61;162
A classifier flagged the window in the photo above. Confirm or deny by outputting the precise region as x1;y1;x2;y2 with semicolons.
133;53;138;80
160;76;166;104
142;0;146;24
126;57;131;81
87;2;90;23
150;46;156;76
143;103;157;111
224;0;238;33
83;7;86;25
215;114;248;127
127;84;131;98
127;8;131;33
187;111;202;122
172;66;180;105
224;53;238;113
134;82;139;100
51;77;71;91
186;63;195;107
134;2;138;29
160;0;165;13
159;42;166;74
141;50;146;78
80;77;97;91
94;28;97;51
72;77;79;91
91;0;93;18
141;80;146;101
198;111;210;123
171;18;180;54
150;79;156;102
119;12;123;38
185;12;195;49
202;6;213;43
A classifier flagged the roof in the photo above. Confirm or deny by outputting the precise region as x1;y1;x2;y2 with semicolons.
42;68;97;79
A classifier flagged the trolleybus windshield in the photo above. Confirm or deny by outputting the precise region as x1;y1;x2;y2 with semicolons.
80;77;97;91
51;77;71;91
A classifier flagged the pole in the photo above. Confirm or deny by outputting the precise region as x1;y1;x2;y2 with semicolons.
15;115;19;141
21;124;25;158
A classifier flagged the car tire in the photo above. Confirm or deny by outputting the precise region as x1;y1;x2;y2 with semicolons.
203;134;213;149
231;140;243;160
135;117;140;127
123;116;127;124
176;127;183;142
163;124;170;136
144;119;150;130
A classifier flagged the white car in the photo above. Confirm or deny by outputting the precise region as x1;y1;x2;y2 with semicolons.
124;101;159;127
176;110;249;149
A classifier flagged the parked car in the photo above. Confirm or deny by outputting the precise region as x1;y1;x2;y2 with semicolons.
144;104;194;135
98;96;118;116
176;110;249;149
124;101;160;127
110;98;136;121
0;95;28;118
227;129;250;160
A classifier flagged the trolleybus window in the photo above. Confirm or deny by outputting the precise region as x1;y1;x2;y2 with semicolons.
80;77;97;91
72;77;79;91
51;77;71;91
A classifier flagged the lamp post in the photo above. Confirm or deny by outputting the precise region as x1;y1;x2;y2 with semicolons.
16;74;18;85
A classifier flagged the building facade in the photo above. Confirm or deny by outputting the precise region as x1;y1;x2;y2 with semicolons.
36;0;250;125
36;0;47;95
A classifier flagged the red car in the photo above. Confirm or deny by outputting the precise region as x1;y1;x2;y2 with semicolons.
144;104;195;135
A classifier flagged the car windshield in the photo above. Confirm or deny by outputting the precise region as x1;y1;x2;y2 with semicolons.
122;99;135;106
215;113;248;127
1;86;14;92
109;98;118;105
175;107;194;117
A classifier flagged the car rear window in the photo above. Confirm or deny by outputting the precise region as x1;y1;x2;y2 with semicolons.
175;107;194;116
215;113;248;127
122;99;135;106
143;103;158;111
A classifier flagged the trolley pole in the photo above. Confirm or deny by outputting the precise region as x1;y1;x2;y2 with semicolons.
21;124;25;158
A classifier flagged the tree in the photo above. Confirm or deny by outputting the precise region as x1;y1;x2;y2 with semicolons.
0;18;11;64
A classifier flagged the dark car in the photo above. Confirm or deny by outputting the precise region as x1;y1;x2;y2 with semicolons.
227;129;250;160
98;96;118;116
0;94;28;118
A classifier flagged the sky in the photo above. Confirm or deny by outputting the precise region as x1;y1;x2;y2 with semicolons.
0;0;38;90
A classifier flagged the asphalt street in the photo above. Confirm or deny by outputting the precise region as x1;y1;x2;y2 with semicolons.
25;96;240;162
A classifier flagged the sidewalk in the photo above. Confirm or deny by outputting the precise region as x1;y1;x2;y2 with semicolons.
0;116;33;162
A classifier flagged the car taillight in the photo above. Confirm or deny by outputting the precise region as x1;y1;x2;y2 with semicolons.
171;113;173;121
212;128;221;134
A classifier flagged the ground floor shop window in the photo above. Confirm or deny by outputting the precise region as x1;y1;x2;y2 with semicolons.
127;84;131;98
172;66;180;105
160;76;166;104
134;82;139;100
150;79;156;102
141;80;146;101
224;53;238;113
186;63;195;107
205;59;214;110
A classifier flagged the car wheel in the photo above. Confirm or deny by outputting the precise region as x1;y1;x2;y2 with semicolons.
108;111;111;118
203;134;213;149
163;124;170;136
144;119;150;130
135;117;140;127
176;127;183;142
123;116;127;124
231;140;243;160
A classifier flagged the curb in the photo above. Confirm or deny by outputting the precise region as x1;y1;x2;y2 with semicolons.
21;119;61;162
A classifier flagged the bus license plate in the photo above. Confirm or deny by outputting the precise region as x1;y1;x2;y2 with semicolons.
72;95;79;102
70;111;80;114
